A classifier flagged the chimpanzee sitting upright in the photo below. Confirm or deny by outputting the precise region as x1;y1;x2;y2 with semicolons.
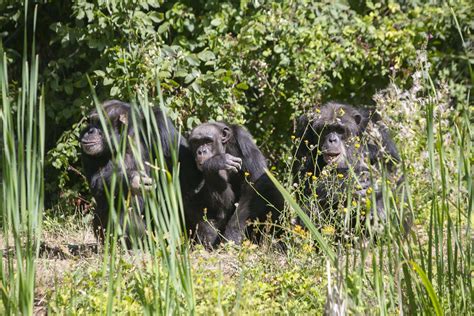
294;102;407;231
80;100;152;243
187;122;283;248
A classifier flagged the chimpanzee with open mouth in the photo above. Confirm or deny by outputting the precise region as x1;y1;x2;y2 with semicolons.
293;102;407;232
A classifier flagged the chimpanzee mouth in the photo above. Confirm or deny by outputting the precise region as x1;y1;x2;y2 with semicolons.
322;152;341;164
81;141;104;155
81;140;98;145
81;141;100;149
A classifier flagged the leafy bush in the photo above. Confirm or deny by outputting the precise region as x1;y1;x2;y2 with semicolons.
2;1;471;204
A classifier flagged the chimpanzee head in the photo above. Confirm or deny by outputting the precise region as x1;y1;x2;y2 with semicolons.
301;102;369;168
80;100;130;157
188;122;232;171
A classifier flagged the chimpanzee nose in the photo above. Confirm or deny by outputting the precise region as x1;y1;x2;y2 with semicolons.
87;127;99;135
197;147;208;156
328;134;338;144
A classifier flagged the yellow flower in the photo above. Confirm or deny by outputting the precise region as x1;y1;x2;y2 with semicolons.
291;135;296;140
244;171;250;177
315;108;321;113
294;225;305;236
303;244;313;253
354;143;360;149
271;166;276;171
337;173;344;179
306;172;313;177
304;140;309;145
311;175;317;181
352;200;358;207
322;225;335;235
366;187;373;194
338;108;345;116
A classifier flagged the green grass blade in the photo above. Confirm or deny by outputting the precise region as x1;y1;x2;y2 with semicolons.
409;261;443;316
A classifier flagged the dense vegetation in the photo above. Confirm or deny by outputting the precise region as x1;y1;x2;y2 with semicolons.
0;0;472;314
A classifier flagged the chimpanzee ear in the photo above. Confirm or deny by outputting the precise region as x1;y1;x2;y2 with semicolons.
119;113;128;125
222;126;232;144
354;113;362;125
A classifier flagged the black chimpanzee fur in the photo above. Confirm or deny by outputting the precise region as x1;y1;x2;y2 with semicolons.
293;102;408;231
187;122;283;248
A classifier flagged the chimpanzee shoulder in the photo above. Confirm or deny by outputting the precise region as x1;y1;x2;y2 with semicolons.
229;124;267;181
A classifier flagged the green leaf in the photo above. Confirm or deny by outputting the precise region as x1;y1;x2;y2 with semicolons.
274;45;283;53
409;261;443;316
64;83;73;95
110;86;120;96
148;12;164;23
158;22;169;34
94;70;105;77
236;82;249;90
211;18;222;27
103;77;114;86
197;50;216;62
185;55;200;66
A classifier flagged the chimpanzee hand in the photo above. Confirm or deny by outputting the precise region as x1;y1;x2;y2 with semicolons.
222;154;242;173
204;153;242;174
130;170;153;194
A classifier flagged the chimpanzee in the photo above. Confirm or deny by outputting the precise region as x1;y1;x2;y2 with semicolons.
187;122;283;248
80;100;151;243
293;102;408;232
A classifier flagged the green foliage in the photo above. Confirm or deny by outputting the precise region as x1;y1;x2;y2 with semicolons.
1;0;472;204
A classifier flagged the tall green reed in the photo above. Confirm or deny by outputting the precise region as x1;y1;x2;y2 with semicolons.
0;4;45;314
78;82;195;314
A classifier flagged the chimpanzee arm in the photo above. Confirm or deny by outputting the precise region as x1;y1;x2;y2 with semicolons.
87;155;149;196
233;125;267;181
201;153;242;175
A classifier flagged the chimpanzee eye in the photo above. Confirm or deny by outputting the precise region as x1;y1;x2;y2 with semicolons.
335;126;346;135
89;117;100;126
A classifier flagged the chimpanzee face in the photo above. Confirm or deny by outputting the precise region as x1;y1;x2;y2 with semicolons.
189;123;231;171
318;124;349;165
80;116;106;156
311;104;363;167
80;101;130;157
